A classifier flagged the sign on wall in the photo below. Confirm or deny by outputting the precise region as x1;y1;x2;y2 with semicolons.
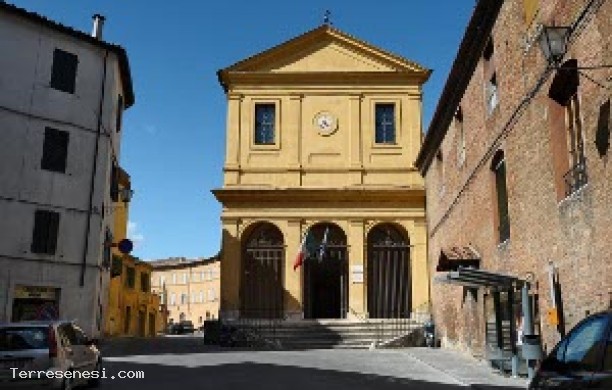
351;265;364;283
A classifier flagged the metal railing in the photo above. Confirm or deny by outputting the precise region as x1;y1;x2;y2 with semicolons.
220;309;283;348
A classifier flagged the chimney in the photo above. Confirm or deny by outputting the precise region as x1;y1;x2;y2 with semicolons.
91;14;105;39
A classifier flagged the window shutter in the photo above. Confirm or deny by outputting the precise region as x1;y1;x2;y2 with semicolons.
51;49;78;94
46;211;60;255
110;165;119;202
31;211;48;253
41;128;69;173
31;210;59;254
116;95;124;132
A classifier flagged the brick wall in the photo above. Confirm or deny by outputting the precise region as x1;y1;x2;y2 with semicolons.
425;0;611;356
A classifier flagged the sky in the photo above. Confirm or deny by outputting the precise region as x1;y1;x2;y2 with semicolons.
10;1;474;261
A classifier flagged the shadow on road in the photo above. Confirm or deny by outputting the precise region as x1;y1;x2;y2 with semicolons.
99;359;523;390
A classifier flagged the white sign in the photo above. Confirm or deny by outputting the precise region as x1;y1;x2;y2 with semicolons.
351;265;364;283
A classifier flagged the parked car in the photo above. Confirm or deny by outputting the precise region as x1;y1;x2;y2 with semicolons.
177;321;194;334
168;321;194;335
528;310;611;389
0;320;101;389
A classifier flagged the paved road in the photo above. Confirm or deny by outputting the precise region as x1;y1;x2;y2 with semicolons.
98;336;526;389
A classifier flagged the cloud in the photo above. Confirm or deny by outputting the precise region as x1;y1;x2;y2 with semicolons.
127;221;145;248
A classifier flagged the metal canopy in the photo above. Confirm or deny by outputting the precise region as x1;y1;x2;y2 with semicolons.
435;267;525;290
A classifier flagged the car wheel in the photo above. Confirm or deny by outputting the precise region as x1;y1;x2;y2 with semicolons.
88;360;101;388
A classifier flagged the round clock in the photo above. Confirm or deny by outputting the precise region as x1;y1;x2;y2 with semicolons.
313;111;338;136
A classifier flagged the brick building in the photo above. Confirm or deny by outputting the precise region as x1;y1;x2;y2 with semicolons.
416;0;611;366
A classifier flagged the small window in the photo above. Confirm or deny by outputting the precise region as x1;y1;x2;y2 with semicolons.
125;267;135;288
172;273;177;285
455;107;466;167
50;49;78;94
199;291;203;303
140;272;150;293
116;95;124;132
254;103;275;144
486;73;499;114
31;210;60;255
110;164;119;202
375;103;396;144
41;128;69;173
170;293;176;305
181;294;188;305
182;273;188;284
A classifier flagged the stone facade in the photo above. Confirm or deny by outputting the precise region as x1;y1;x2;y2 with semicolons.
214;25;431;321
417;0;611;357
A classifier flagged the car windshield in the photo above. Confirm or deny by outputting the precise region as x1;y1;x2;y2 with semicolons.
0;327;49;351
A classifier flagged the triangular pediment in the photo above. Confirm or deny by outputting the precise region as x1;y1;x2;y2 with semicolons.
221;25;429;75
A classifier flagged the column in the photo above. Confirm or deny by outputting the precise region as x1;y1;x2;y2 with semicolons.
406;219;429;320
347;219;365;318
220;218;241;320
284;219;303;320
224;94;242;185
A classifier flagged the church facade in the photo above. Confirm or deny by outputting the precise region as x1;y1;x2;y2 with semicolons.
213;25;431;321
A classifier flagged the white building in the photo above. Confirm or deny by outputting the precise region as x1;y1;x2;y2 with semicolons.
0;3;134;336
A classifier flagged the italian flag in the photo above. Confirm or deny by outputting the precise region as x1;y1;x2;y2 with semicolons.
293;228;315;271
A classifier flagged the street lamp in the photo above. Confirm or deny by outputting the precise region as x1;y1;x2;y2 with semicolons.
538;25;571;66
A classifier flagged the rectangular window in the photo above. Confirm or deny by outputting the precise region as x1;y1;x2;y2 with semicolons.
110;164;119;202
375;103;396;144
140;272;150;293
181;294;187;305
116;95;124;132
486;74;499;115
199;291;203;303
41;128;69;173
172;273;176;285
564;94;587;196
182;273;188;284
50;49;78;94
170;293;176;306
493;155;510;243
125;267;135;288
31;210;60;255
254;103;275;144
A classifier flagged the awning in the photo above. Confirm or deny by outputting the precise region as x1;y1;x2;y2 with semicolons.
435;267;525;290
436;245;481;272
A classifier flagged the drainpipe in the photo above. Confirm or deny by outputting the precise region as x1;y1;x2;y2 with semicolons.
80;49;109;286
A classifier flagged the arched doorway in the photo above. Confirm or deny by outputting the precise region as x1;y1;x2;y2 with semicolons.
304;223;348;319
367;224;411;318
241;222;284;318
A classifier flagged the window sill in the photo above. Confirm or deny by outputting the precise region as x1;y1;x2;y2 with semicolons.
372;142;402;150
251;143;281;152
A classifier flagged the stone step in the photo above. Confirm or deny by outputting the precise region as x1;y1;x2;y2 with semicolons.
228;319;424;349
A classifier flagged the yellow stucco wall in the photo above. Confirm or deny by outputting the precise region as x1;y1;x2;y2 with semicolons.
104;170;164;337
214;25;430;320
150;258;221;326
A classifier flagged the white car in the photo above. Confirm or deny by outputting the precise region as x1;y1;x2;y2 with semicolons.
0;321;101;389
